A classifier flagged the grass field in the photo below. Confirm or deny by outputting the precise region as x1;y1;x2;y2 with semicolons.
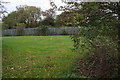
2;36;81;78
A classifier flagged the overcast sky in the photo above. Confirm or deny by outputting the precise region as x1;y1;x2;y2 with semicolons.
3;0;65;15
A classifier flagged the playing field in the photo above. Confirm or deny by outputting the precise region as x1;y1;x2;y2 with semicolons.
2;36;80;78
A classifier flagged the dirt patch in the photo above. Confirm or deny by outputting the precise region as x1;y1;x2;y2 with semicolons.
40;55;54;58
26;55;54;59
43;65;56;69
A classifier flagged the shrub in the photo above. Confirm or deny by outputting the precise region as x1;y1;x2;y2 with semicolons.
71;26;119;78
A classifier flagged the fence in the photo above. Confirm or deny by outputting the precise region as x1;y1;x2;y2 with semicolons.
2;27;79;36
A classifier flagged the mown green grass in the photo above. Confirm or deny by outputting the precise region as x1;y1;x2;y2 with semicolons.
2;36;80;78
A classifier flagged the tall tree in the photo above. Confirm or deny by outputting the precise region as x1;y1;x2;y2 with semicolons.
55;11;82;27
16;5;42;28
3;5;42;29
2;11;18;29
40;16;55;26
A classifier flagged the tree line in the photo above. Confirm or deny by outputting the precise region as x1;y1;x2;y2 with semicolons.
2;4;80;30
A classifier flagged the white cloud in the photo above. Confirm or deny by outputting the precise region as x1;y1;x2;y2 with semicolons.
3;0;63;14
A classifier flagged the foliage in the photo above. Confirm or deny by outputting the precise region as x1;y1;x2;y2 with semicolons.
40;16;55;27
2;5;42;29
41;3;56;27
16;5;41;28
2;11;19;29
55;11;81;27
64;2;120;77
